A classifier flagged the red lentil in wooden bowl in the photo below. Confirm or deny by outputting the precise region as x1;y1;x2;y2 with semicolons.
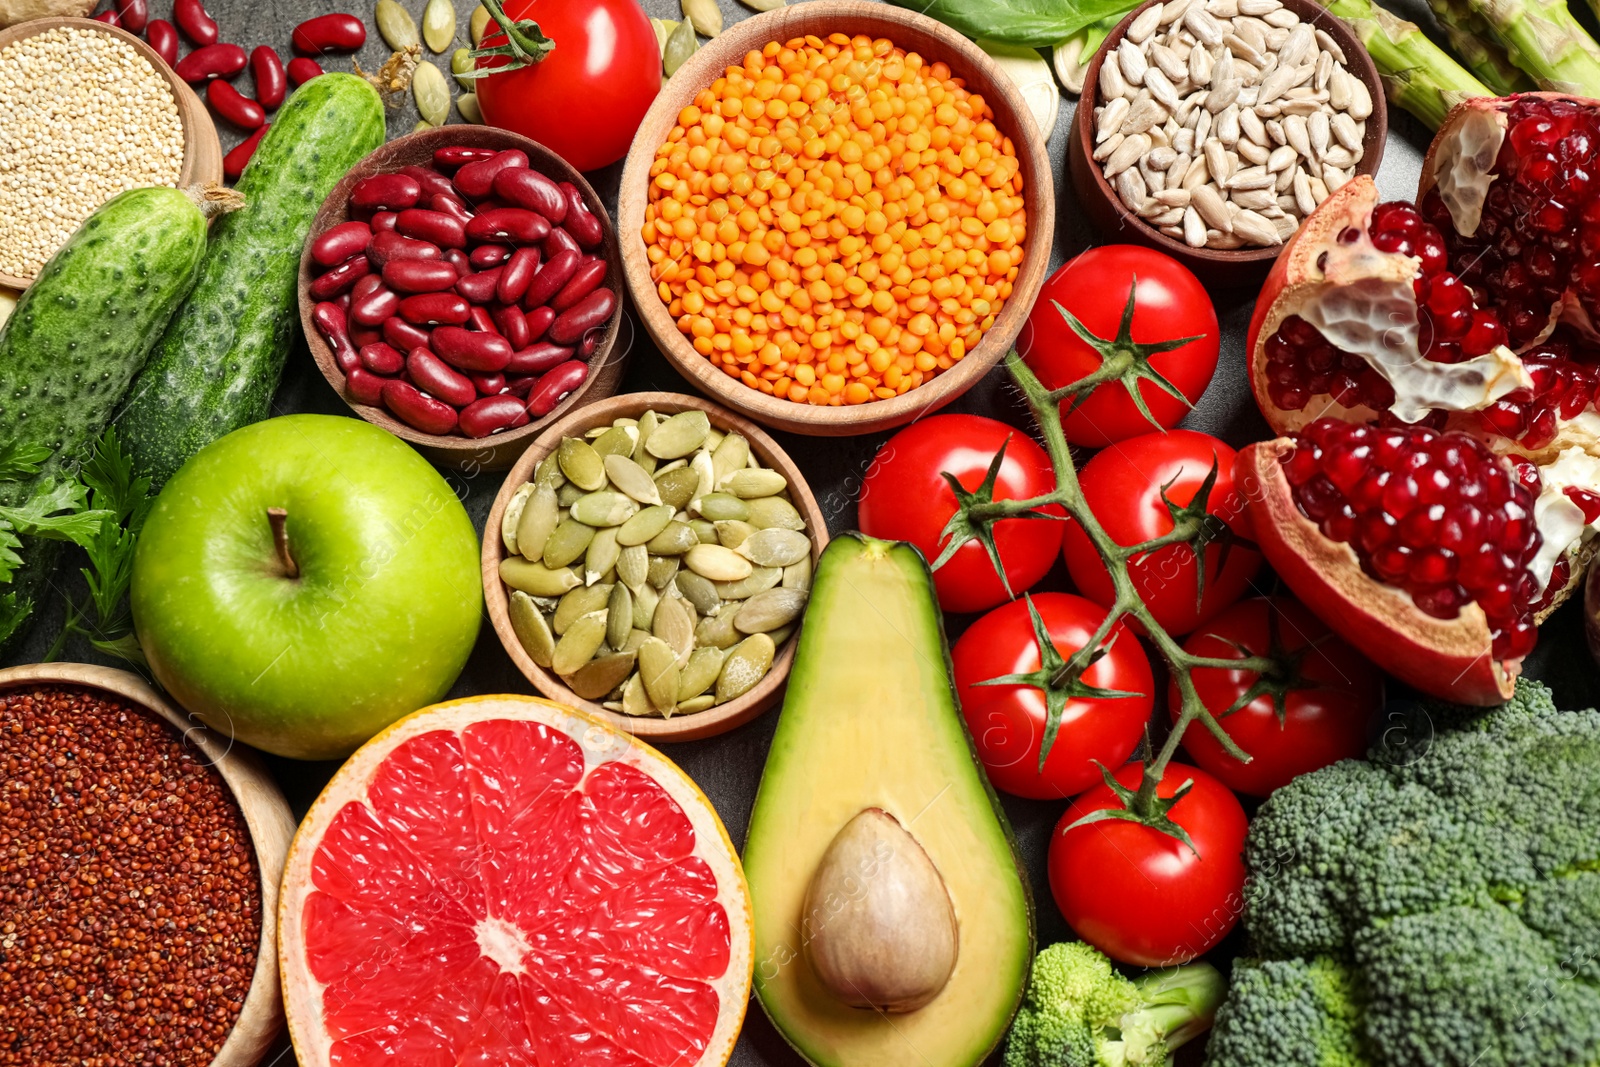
0;663;296;1067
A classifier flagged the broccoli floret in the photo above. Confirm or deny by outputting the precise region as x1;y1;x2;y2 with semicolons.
1004;942;1224;1067
1203;957;1371;1067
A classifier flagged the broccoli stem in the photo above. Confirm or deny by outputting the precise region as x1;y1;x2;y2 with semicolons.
1316;0;1492;129
1106;962;1228;1065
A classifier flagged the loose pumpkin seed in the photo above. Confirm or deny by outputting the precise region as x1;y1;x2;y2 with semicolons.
638;638;681;714
618;543;649;589
456;93;481;123
554;582;611;635
711;433;750;486
569;652;636;700
591;424;637;459
501;557;581;597
651;17;678;59
469;3;489;45
500;482;533;556
686;543;753;582
558;437;607;490
422;0;455;52
646;520;699;556
674;571;721;616
606;583;633;650
622;673;654;716
652;595;696;662
515;483;559;563
570;490;637;528
736;528;811;568
535;451;564;488
622;628;652;653
783;556;813;590
647;554;680;590
736;588;808;633
585;528;620;585
714;519;757;549
723;468;788;499
684;518;715;544
714;566;782;600
677;694;717;714
689;451;717;511
605;454;660;504
746;496;805;530
634;411;660;472
717;634;775;702
413;119;435;132
556;481;586;506
678;646;726;700
508;590;555;667
740;0;785;10
696;492;750;522
663;15;699;75
451;47;475;89
654;466;700;510
633;580;661;630
375;0;419;50
767;623;795;647
696;612;741;649
540;518;593;569
646;410;711;459
551;611;608;676
617;504;675;546
682;0;723;38
412;60;450;127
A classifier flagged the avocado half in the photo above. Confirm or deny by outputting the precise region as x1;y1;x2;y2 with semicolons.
743;533;1034;1067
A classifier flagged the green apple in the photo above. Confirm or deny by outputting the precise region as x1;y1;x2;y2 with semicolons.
132;414;482;760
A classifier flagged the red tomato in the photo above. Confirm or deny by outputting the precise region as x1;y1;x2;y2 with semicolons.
1049;761;1247;967
858;415;1061;613
1169;596;1380;796
952;594;1153;800
1017;246;1219;447
1061;430;1260;635
475;0;660;172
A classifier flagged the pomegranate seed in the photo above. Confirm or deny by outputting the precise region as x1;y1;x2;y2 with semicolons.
1566;486;1600;523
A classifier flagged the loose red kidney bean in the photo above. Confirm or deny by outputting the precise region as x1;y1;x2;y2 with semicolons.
311;221;372;267
350;323;383;348
350;273;383;301
223;123;268;181
559;183;605;249
433;325;512;372
406;347;476;407
382;258;458;294
292;13;366;54
114;0;149;34
310;255;370;300
579;331;601;360
493;304;531;349
454;150;528;201
175;43;246;84
470;245;510;269
358;341;405;376
495;246;540;305
367;230;439;269
350;282;400;326
250;46;286;110
428;192;474;225
434;145;497;170
454;268;503;305
334;292;352;312
146;19;180;65
550;257;606;312
399;292;470;326
399;166;455;199
524;305;556;342
493;168;567;224
345;366;388;405
396;208;466;249
505;375;536;397
466;208;549;246
469;371;506;395
443;248;471;276
370;211;398;233
286;57;323;85
460;395;530;438
473;198;508;214
522;248;580;309
383;380;458;435
174;0;218;45
207;79;265;130
467;305;497;334
543;225;581;261
547;288;616;346
506;341;574;375
383;315;431;351
526;361;589;417
352;173;422;213
93;9;119;24
314;301;357;371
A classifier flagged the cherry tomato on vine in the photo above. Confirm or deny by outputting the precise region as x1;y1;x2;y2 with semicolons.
857;414;1062;613
1061;429;1260;635
1169;596;1381;797
1017;246;1219;447
952;593;1153;800
1048;761;1247;967
474;0;660;172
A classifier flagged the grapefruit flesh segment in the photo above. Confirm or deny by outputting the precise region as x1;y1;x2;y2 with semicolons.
299;717;733;1067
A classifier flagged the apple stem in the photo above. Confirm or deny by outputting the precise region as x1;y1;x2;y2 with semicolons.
268;507;299;579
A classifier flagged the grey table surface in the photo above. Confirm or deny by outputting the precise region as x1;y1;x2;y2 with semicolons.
10;0;1600;1063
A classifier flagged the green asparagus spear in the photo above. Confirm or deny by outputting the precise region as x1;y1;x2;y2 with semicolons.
1449;0;1600;95
1426;0;1538;95
1318;0;1492;128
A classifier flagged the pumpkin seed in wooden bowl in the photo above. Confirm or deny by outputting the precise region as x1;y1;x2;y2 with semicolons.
482;392;829;742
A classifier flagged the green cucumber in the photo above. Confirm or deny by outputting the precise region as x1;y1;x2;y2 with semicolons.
0;186;212;640
120;74;386;485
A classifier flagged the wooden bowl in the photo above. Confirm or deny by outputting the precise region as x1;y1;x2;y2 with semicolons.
0;17;223;290
1067;0;1386;287
482;392;830;742
0;662;297;1067
298;125;630;472
616;1;1055;437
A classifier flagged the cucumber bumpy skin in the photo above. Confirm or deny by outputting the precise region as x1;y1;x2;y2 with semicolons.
119;74;386;486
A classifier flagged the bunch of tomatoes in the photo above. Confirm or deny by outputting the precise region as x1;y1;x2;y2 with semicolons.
856;246;1383;969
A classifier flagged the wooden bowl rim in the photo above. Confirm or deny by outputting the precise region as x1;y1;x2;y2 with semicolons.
1071;0;1388;266
0;662;297;1067
297;125;627;466
615;0;1056;436
481;391;831;742
0;16;223;290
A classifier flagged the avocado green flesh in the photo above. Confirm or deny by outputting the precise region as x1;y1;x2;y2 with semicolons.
744;534;1032;1067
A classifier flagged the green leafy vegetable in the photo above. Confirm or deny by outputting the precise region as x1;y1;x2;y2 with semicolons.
888;0;1140;46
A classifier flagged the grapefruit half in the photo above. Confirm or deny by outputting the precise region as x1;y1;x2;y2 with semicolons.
278;694;753;1067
